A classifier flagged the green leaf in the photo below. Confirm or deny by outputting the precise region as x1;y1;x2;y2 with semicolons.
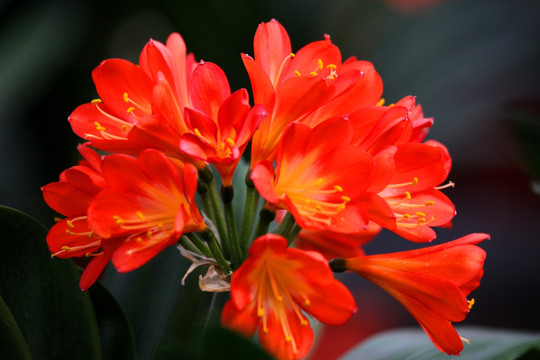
0;294;32;360
340;326;540;360
196;326;275;360
87;279;137;360
0;206;101;359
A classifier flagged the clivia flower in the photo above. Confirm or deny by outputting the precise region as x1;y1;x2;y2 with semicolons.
333;233;488;355
244;19;383;167
222;234;356;360
251;117;377;233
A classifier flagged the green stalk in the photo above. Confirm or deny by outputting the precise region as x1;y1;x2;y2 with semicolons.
286;223;303;245
239;172;260;256
200;228;232;277
185;232;213;258
179;235;202;255
221;186;243;268
198;167;228;256
274;212;296;237
252;207;276;241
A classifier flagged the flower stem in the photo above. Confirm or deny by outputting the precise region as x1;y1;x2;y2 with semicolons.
198;167;228;256
239;171;260;257
221;186;243;269
179;235;203;255
252;207;276;241
185;232;213;258
200;228;232;277
275;212;295;237
286;223;302;245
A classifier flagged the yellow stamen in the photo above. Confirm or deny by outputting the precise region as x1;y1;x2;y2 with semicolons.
113;215;124;224
146;230;152;238
376;98;385;106
425;200;435;206
66;220;75;228
412;177;419;186
91;99;102;104
326;64;337;69
94;121;106;131
225;138;236;147
126;107;135;114
136;211;145;220
294;70;301;77
468;298;475;310
123;92;129;102
341;195;351;202
317;58;323;70
54;217;63;222
194;128;202;137
309;71;318;76
405;191;412;200
61;246;71;251
415;211;426;217
290;52;295;57
334;185;344;192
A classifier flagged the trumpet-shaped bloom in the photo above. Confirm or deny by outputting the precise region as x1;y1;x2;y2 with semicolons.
41;145;118;290
251;118;377;233
244;19;382;167
222;234;356;360
342;233;488;355
87;149;205;272
178;62;267;186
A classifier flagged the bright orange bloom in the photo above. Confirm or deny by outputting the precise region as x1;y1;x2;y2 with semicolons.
342;233;488;355
222;234;356;360
41;145;118;290
178;61;267;186
68;33;203;165
87;149;205;272
251;118;378;233
244;19;382;167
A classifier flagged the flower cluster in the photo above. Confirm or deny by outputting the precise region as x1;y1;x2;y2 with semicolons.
42;20;487;359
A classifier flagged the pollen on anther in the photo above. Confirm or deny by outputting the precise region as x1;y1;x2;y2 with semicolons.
290;52;295;57
326;64;337;70
334;185;344;192
317;58;323;70
136;211;145;220
54;217;63;223
226;138;236;147
425;200;435;206
376;98;385;106
412;177;419;186
127;107;135;114
294;70;301;77
61;246;71;251
194;128;202;137
341;195;351;202
91;99;102;104
113;215;124;224
405;191;412;200
66;220;75;228
146;230;152;238
94;121;106;131
415;211;426;217
309;71;318;76
123;92;129;102
468;298;475;310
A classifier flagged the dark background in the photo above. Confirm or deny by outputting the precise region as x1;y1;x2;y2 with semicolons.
1;0;539;359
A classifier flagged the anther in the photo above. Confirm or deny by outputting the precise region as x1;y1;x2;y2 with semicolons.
61;246;71;251
226;138;236;147
65;230;75;235
309;71;318;76
317;59;323;70
123;93;129;102
304;299;311;306
91;99;102;104
415;212;426;217
405;191;412;200
468;298;475;310
94;121;106;131
136;211;145;220
294;70;301;77
425;200;435;206
412;177;419;186
194;128;202;137
334;185;344;192
326;64;337;70
315;178;324;186
376;98;385;106
146;230;152;238
290;52;295;57
54;217;63;222
113;215;124;224
66;220;75;228
127;107;135;114
341;195;351;202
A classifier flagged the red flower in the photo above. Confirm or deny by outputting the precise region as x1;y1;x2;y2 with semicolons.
251;118;377;233
342;233;488;355
244;20;382;167
222;234;356;360
178;61;267;186
41;145;118;290
87;149;205;272
69;33;203;166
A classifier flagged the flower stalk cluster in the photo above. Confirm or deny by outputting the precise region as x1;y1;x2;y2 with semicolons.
42;20;487;359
